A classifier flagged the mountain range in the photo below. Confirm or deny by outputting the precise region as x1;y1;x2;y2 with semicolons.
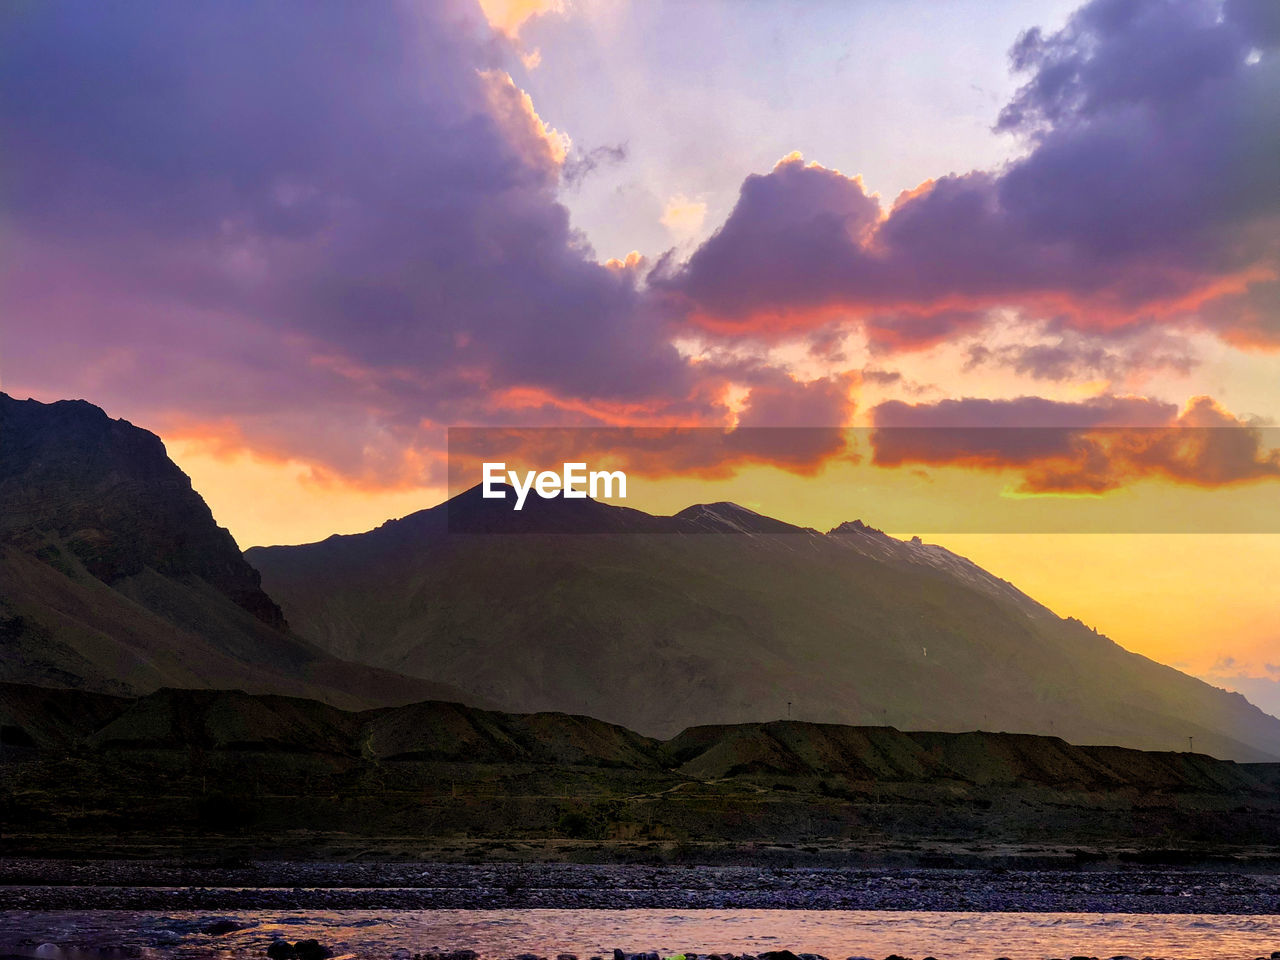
3;391;1277;762
7;681;1280;853
249;483;1280;761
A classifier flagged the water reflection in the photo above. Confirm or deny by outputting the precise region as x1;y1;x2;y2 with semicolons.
3;909;1279;960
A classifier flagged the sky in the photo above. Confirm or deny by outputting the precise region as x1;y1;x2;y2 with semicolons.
1;0;1278;707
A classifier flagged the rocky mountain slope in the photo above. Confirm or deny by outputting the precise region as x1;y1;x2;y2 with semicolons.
0;393;475;709
248;485;1280;760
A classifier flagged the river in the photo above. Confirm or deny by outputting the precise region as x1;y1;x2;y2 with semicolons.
3;909;1280;959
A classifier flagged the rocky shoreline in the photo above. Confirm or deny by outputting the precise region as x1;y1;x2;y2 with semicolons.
5;861;1280;913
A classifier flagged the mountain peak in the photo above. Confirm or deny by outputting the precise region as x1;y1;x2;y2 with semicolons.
442;482;669;534
0;392;480;709
249;480;1280;758
0;392;285;627
673;501;811;535
828;518;889;538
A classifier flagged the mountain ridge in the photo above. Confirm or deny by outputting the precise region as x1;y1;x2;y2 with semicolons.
0;394;285;627
0;392;482;710
4;679;1275;791
248;484;1280;760
8;679;1280;857
5;391;1272;762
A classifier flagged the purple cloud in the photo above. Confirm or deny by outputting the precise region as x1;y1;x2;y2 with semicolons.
871;395;1280;492
3;0;1275;497
965;324;1198;381
663;0;1280;349
0;0;697;482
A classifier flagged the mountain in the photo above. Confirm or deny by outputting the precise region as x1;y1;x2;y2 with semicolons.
247;484;1280;761
0;683;666;768
0;393;477;709
7;682;1280;853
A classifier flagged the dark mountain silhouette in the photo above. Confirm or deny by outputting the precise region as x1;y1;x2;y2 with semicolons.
248;484;1280;761
0;393;478;709
2;681;1270;791
7;682;1280;853
0;683;666;768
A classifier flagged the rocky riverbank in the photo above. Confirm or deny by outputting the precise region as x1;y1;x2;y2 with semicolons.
5;861;1280;913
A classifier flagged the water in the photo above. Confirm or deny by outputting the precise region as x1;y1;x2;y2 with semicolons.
3;910;1280;960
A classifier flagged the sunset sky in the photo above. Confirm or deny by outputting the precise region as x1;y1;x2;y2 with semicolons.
2;1;1278;706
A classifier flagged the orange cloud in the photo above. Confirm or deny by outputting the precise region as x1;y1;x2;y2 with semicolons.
162;416;447;493
476;0;563;38
479;69;570;171
871;395;1280;494
449;375;857;490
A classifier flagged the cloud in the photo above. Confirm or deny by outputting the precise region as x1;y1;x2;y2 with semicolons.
0;0;703;484
476;0;564;38
871;395;1280;493
562;142;629;188
733;371;854;427
873;394;1180;431
446;373;858;486
661;0;1280;351
3;0;1276;502
964;322;1199;382
478;68;572;167
860;368;904;387
724;372;855;472
660;153;884;331
660;194;710;242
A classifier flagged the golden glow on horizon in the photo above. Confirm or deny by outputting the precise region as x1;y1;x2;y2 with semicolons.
166;439;442;549
592;458;1280;680
933;533;1280;680
168;430;1280;689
